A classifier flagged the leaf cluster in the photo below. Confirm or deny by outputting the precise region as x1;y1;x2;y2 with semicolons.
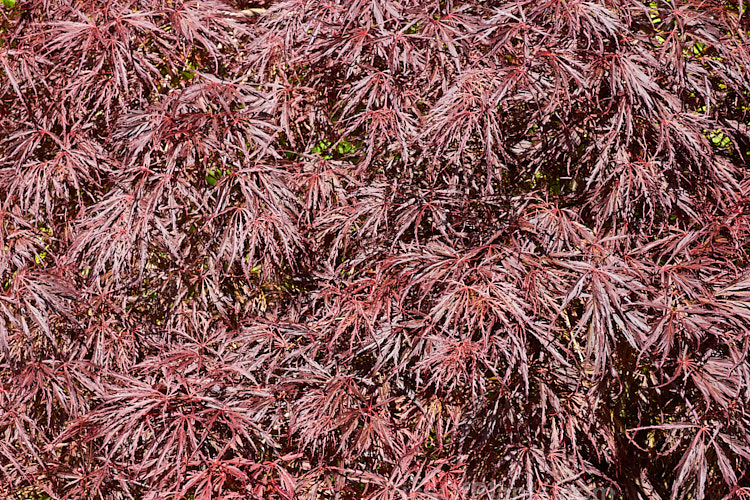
2;0;750;498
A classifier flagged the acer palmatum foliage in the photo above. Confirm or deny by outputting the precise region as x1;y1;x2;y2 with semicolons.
1;0;750;498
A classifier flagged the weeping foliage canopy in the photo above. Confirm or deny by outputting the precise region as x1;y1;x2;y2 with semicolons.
2;0;750;498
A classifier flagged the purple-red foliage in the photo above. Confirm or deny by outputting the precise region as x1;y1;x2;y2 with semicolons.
2;0;750;498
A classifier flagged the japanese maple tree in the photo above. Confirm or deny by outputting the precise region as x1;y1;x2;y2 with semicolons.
2;0;750;498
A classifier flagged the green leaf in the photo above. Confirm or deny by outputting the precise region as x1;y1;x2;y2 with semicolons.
707;129;731;148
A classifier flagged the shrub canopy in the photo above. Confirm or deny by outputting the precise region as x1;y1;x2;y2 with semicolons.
2;0;750;498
